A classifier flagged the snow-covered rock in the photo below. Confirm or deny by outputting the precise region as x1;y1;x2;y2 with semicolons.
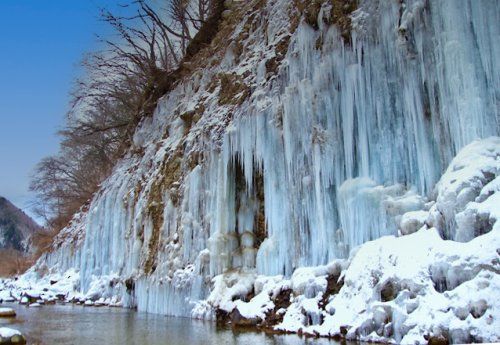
312;228;499;343
0;328;21;338
399;210;428;236
0;308;15;317
429;137;500;241
0;327;25;345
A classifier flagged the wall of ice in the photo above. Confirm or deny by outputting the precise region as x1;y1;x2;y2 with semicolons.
205;0;499;276
35;0;499;318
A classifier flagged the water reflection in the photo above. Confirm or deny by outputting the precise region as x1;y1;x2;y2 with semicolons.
0;303;349;345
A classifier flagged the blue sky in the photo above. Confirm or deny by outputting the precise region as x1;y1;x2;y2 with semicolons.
0;0;115;222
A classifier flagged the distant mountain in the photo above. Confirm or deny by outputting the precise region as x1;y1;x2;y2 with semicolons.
0;196;41;252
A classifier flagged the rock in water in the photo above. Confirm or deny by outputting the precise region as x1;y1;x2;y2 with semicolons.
0;308;15;317
0;327;26;344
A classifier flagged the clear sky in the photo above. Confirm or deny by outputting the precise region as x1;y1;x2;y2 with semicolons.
0;0;115;222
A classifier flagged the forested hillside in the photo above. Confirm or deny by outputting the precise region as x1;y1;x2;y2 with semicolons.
0;196;40;251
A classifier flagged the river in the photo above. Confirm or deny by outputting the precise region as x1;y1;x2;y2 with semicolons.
0;303;350;345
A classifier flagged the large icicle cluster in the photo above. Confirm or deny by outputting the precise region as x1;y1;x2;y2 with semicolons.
5;0;499;343
192;137;500;344
283;139;500;344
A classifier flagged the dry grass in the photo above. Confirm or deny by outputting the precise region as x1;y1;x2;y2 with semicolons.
180;104;205;134
143;151;184;274
0;228;60;277
295;0;358;43
0;249;32;277
218;73;250;105
31;228;59;258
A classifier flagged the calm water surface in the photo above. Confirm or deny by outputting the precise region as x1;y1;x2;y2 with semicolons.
0;303;348;345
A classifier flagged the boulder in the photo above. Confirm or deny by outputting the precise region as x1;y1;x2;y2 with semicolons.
23;291;40;304
0;308;15;318
230;308;260;327
0;327;26;344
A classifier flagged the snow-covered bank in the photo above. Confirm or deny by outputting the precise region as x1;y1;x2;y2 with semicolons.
0;269;122;308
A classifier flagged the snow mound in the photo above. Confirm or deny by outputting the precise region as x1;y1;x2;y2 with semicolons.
203;270;256;314
310;228;499;344
429;137;500;241
399;210;428;236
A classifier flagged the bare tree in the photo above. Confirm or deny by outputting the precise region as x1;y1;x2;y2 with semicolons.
31;0;224;232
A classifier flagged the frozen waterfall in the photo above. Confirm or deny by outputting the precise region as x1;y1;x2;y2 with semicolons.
36;0;499;319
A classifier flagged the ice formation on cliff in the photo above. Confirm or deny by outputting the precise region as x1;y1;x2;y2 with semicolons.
3;0;498;343
189;137;500;344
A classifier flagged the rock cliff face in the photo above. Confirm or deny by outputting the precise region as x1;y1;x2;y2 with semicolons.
24;0;500;342
0;197;40;252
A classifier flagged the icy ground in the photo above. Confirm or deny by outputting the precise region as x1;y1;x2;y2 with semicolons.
1;137;499;344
